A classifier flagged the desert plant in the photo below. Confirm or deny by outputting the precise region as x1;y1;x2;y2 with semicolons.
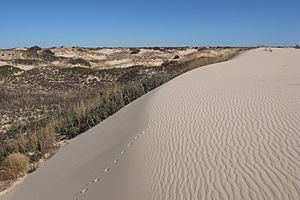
28;46;42;52
173;55;180;59
41;49;57;61
69;58;91;67
5;153;30;177
0;166;16;181
12;59;41;65
130;48;140;54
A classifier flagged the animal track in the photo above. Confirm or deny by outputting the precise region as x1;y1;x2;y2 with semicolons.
103;168;110;173
71;129;146;200
93;177;100;182
121;149;126;154
80;187;88;194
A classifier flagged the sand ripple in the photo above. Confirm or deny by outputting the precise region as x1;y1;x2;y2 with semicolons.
144;48;300;200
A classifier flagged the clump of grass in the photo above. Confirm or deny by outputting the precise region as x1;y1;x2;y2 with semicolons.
5;153;29;177
0;166;15;181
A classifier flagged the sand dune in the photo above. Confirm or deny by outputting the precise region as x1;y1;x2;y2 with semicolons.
143;48;300;200
1;48;300;200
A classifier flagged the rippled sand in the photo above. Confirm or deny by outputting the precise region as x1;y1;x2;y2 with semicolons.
2;48;300;200
143;48;300;200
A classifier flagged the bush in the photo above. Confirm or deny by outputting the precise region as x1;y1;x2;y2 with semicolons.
28;46;42;52
69;58;91;67
5;153;29;176
41;49;57;61
0;166;15;181
12;59;41;65
25;46;42;58
130;48;140;54
0;65;23;78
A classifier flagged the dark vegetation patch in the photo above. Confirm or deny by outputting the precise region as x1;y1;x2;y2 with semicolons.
40;49;57;61
69;58;91;67
130;48;140;54
12;59;42;66
0;65;23;78
27;46;42;52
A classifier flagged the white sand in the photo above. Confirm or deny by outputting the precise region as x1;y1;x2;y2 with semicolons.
1;48;300;200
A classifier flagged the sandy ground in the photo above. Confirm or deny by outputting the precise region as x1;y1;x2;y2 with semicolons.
1;48;300;200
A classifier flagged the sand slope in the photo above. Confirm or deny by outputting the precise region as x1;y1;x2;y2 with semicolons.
143;48;300;200
1;48;300;200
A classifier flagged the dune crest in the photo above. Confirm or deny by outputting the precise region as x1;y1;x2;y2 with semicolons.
1;48;300;200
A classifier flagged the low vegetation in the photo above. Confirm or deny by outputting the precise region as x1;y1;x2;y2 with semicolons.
0;47;244;191
69;58;91;67
5;153;30;176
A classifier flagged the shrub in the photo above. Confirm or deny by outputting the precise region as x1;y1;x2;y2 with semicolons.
28;46;42;52
41;49;57;61
0;166;15;181
130;48;140;54
0;65;23;78
69;58;91;67
13;59;41;65
25;46;42;58
5;153;30;176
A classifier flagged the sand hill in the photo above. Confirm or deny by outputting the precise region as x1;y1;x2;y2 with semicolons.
1;48;299;200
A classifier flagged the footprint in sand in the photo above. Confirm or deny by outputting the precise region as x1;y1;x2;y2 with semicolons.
121;149;126;154
72;131;147;200
104;168;110;173
93;177;100;182
80;187;88;194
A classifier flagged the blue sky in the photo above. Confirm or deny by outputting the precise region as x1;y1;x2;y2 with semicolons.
0;0;299;48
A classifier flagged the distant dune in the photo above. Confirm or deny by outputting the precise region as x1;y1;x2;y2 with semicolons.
1;48;300;200
0;46;233;70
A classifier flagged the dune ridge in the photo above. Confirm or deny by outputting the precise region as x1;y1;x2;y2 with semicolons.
1;48;300;200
